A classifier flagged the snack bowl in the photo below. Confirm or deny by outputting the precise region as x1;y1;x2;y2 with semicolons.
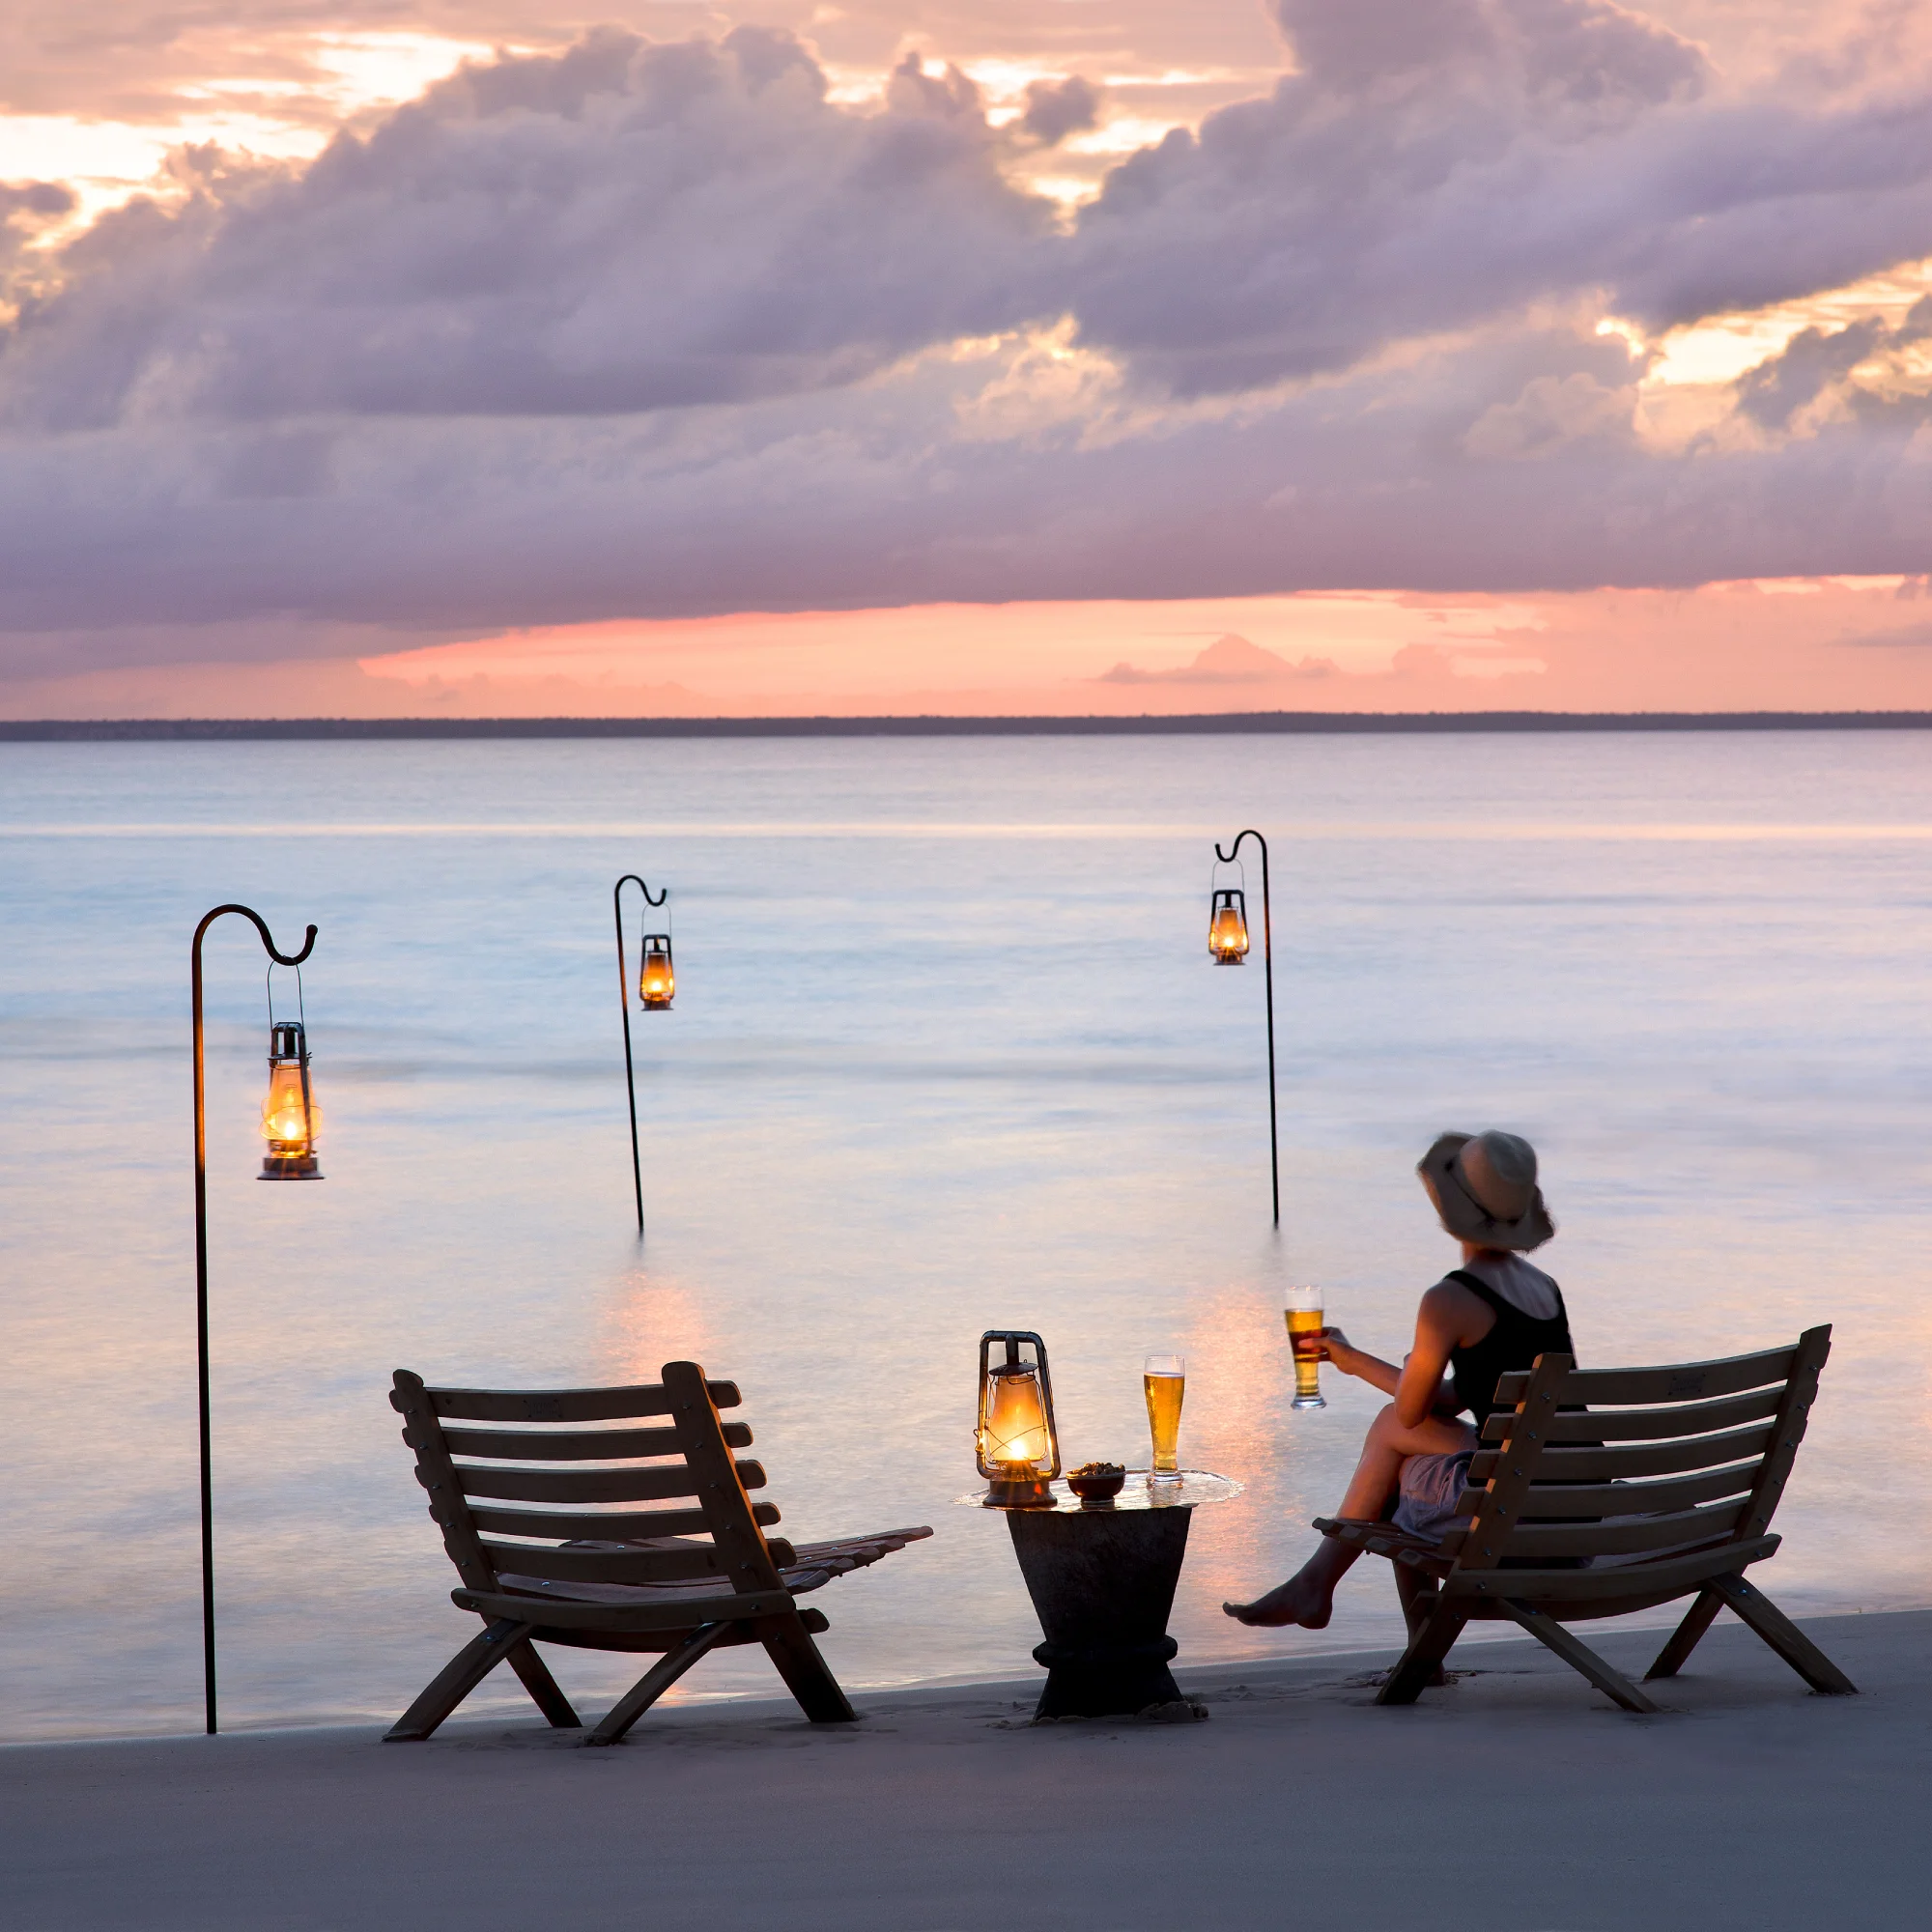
1066;1462;1126;1502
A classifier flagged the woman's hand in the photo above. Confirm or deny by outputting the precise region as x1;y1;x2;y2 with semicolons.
1301;1325;1353;1373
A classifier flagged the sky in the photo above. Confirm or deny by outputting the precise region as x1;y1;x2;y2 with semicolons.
2;0;1931;717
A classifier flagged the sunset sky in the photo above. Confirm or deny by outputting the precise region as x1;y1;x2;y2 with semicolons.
3;0;1930;716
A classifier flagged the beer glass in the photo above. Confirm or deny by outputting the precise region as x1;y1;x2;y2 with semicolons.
1285;1286;1326;1410
1144;1353;1185;1482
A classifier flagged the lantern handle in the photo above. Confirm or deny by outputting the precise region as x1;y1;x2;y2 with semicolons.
612;874;668;1238
1208;852;1246;895
263;956;312;1036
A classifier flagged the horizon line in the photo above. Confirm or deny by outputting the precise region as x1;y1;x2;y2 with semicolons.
4;710;1932;742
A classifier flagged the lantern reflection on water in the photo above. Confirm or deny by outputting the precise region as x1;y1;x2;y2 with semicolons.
638;933;675;1009
977;1330;1061;1506
259;1019;322;1179
1208;887;1250;963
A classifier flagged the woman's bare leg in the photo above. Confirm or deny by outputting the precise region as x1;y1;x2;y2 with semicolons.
1223;1406;1475;1628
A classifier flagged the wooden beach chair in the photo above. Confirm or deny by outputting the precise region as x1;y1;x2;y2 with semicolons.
1315;1326;1857;1713
387;1360;931;1744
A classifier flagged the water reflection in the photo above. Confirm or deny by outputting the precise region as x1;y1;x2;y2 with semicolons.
1;732;1928;1738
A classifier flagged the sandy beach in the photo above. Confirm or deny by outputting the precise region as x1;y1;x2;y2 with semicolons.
5;1605;1922;1931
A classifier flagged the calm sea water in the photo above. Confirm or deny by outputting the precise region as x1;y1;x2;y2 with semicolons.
1;731;1928;1741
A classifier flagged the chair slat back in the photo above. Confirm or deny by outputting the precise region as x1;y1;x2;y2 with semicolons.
422;1381;741;1424
1446;1327;1830;1573
1493;1343;1797;1410
391;1364;782;1594
456;1462;768;1506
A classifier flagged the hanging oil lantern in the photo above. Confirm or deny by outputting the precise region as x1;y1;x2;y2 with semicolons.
638;933;674;1009
1208;887;1250;964
976;1331;1061;1506
259;1019;323;1179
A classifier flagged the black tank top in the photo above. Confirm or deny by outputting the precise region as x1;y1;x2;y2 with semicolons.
1446;1268;1574;1428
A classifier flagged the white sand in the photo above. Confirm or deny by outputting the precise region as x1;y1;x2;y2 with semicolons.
3;1606;1925;1930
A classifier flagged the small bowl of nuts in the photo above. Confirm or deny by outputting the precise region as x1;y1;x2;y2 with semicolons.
1066;1461;1126;1502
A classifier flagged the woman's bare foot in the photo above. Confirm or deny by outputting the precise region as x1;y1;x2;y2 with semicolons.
1222;1576;1333;1629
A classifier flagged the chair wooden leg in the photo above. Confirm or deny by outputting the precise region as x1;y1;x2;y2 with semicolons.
584;1623;735;1747
1710;1574;1858;1695
1499;1602;1662;1714
385;1619;533;1742
1393;1562;1447;1689
1645;1587;1724;1681
507;1637;582;1728
1378;1602;1469;1705
758;1611;858;1723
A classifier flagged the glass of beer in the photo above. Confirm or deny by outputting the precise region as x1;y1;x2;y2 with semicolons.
1144;1353;1185;1483
1285;1286;1326;1411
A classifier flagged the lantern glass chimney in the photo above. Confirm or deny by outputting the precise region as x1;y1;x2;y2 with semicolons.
1208;887;1249;964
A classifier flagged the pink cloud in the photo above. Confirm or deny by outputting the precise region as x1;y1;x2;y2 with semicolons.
8;577;1927;718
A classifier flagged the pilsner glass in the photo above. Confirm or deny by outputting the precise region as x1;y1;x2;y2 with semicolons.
1144;1353;1185;1483
1285;1286;1326;1410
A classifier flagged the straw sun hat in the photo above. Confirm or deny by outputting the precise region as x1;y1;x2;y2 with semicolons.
1417;1129;1555;1252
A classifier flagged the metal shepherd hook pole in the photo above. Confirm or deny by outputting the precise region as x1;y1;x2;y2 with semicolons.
613;874;668;1236
1214;830;1278;1227
191;903;318;1737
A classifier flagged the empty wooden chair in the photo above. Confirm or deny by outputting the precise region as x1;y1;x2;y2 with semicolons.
387;1360;931;1744
1316;1325;1856;1712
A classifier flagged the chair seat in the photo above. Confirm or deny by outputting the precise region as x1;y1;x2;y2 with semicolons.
453;1584;796;1630
529;1526;934;1604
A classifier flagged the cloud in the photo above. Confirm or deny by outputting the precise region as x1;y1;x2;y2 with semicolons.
1464;369;1637;457
1094;633;1339;684
1015;75;1103;148
2;3;1932;683
1068;0;1932;396
0;177;72;280
2;29;1054;428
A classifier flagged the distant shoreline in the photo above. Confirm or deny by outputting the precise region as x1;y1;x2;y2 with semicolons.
4;710;1932;741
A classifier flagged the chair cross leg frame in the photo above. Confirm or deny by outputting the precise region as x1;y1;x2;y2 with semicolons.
1648;1573;1857;1694
387;1618;560;1744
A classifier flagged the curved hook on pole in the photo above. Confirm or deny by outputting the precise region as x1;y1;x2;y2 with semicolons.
614;873;668;913
1213;829;1264;869
188;900;321;1739
1211;831;1278;1228
612;875;668;1238
194;903;318;968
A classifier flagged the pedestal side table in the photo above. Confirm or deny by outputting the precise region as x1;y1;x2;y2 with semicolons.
961;1471;1243;1719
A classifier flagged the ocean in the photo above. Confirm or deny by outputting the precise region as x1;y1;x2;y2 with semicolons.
1;729;1927;1739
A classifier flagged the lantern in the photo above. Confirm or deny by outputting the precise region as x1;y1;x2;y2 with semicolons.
638;933;674;1009
1208;887;1249;964
259;1019;323;1179
976;1330;1061;1506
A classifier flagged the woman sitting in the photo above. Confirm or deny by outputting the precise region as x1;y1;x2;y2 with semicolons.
1225;1129;1571;1630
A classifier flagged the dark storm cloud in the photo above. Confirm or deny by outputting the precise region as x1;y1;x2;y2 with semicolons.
1;0;1930;669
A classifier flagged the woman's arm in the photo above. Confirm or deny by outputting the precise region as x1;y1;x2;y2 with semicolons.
1391;1285;1473;1428
1318;1339;1403;1399
1319;1285;1474;1427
